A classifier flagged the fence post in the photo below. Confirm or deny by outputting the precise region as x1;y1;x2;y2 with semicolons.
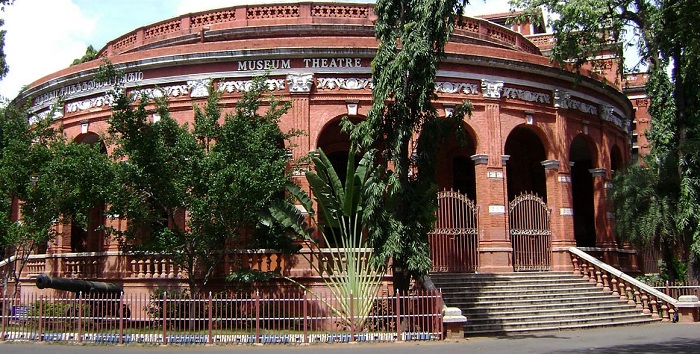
255;291;260;344
436;291;443;340
162;292;167;346
303;291;308;344
38;295;44;342
119;292;124;345
350;291;354;342
77;291;83;343
208;292;213;345
1;295;6;342
396;289;401;342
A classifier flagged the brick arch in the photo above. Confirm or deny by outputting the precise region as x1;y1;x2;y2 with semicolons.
70;132;107;253
434;120;479;201
502;122;553;161
610;144;624;173
504;125;548;202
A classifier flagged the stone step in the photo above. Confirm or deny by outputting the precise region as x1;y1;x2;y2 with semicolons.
430;271;658;336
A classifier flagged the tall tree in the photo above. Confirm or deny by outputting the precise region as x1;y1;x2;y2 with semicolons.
104;69;297;294
511;0;700;279
348;0;472;290
0;104;111;295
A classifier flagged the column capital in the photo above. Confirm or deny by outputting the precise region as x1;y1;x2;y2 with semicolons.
287;73;314;93
541;159;560;171
471;154;489;165
501;155;511;165
589;168;607;178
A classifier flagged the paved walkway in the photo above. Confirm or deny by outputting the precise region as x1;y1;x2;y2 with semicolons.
0;323;698;354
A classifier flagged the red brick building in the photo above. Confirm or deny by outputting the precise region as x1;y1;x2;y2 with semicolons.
13;2;636;295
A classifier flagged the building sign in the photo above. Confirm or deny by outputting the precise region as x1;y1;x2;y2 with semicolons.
33;71;144;107
237;57;364;71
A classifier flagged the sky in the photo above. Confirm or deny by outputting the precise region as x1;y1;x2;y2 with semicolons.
0;0;512;101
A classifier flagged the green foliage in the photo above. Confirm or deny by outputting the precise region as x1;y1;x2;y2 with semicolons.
0;103;112;294
103;62;297;293
225;269;279;283
70;45;98;66
347;0;473;289
268;149;386;330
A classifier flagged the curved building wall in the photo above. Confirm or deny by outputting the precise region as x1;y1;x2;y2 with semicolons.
15;2;634;292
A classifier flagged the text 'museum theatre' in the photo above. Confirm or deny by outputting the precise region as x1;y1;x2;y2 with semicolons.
15;2;640;294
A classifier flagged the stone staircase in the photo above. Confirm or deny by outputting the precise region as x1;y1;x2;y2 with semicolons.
431;272;660;336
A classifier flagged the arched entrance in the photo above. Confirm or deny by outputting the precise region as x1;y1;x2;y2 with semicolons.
570;135;597;247
71;133;107;253
316;116;363;247
504;126;551;271
429;122;478;273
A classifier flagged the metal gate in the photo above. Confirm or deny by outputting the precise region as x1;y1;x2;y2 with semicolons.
509;192;551;271
428;190;479;273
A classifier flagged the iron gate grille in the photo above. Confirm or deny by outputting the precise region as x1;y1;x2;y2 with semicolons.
509;192;552;271
428;190;479;273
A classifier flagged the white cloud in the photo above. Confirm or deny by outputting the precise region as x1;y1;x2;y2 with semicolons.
0;0;96;100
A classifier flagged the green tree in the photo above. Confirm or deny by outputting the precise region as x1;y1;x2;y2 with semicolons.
0;104;111;295
511;0;700;279
105;70;297;294
71;45;98;66
347;0;472;290
0;0;16;82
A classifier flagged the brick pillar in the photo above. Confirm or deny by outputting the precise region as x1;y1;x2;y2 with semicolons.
542;160;576;271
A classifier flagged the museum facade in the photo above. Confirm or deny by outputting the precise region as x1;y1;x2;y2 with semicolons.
13;2;636;294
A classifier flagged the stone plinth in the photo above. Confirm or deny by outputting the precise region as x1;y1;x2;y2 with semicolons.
677;295;700;323
443;307;467;340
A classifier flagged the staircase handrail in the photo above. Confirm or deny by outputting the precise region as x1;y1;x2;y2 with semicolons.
569;247;678;307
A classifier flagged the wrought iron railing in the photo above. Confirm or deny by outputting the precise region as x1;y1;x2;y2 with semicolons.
0;290;442;345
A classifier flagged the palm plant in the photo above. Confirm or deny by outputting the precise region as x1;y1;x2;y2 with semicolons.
268;149;386;330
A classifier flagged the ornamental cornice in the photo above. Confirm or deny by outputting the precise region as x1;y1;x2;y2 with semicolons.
435;81;479;95
217;79;286;93
502;87;550;104
481;79;504;99
553;89;598;115
188;79;212;98
316;77;373;90
130;84;190;100
65;95;113;113
287;73;314;93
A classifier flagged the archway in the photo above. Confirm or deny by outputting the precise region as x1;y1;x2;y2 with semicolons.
570;135;597;247
610;144;624;174
316;116;364;247
504;126;547;202
71;132;107;253
435;122;477;201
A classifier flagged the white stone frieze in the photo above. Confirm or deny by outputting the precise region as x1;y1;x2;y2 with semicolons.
287;73;314;93
217;79;286;93
188;79;212;98
316;77;373;90
130;85;190;100
65;95;113;113
502;87;551;104
481;79;504;99
435;81;479;95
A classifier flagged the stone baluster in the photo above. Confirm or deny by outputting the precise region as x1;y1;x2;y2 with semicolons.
668;307;676;322
602;273;610;292
572;256;580;276
146;258;153;278
595;270;603;288
634;289;643;309
580;260;590;281
588;265;596;284
167;259;175;278
265;254;273;271
661;302;669;321
610;277;619;297
641;293;650;314
138;259;146;278
160;258;168;278
650;297;659;319
626;284;635;305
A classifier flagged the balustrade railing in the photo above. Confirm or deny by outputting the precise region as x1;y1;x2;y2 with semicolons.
569;247;678;321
